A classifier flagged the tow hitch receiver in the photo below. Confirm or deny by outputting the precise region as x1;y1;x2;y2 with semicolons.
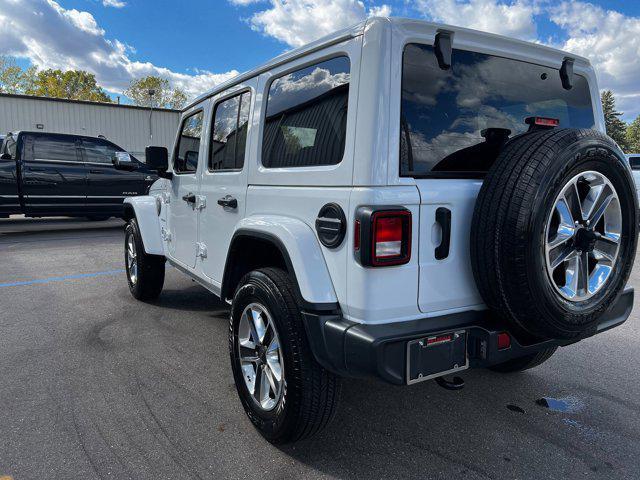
407;330;468;384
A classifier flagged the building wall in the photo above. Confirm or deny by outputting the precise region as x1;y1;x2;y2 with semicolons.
0;94;181;161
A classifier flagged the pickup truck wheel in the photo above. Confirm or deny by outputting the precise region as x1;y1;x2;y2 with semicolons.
229;268;341;444
489;347;557;373
124;218;165;300
471;129;638;340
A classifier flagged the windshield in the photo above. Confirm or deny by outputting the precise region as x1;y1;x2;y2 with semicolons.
400;44;595;177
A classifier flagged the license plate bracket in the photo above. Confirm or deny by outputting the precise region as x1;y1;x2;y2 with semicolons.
406;330;468;384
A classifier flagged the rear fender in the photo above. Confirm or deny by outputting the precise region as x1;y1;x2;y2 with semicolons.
228;215;338;309
123;196;164;255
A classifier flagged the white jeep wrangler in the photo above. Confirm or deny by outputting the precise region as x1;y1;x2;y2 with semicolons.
121;17;638;443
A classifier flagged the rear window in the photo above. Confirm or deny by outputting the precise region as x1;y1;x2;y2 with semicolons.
32;135;79;162
262;56;350;168
400;44;596;177
210;91;251;171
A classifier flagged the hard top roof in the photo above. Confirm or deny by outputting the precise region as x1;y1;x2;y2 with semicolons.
184;16;590;112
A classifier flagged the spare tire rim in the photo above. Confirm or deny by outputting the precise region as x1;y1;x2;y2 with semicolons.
545;171;622;302
237;303;284;411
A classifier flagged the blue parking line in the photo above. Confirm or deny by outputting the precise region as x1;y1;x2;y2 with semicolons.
0;269;125;288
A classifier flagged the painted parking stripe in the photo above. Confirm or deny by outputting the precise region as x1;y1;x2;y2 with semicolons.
0;269;124;288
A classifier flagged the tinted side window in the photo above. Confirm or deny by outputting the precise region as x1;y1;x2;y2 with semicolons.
32;135;79;162
629;157;640;170
174;111;204;173
262;56;350;168
82;138;122;164
210;91;251;171
400;44;596;177
4;135;16;159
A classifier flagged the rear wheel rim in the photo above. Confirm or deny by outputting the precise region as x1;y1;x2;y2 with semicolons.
236;303;284;412
127;235;138;285
544;170;622;301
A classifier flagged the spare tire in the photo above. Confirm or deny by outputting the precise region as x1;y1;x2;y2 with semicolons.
471;129;638;340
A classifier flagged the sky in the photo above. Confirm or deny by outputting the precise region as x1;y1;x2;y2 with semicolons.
0;0;638;120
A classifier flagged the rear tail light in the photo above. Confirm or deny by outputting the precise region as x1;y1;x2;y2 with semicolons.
355;207;412;267
497;332;511;350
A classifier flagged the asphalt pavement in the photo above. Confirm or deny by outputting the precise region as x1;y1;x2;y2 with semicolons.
1;216;639;480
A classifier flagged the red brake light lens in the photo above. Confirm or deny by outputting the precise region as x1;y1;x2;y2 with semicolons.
371;210;411;266
526;116;560;127
497;332;511;350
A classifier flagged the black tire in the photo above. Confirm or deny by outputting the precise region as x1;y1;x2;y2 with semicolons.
229;267;341;444
124;218;165;300
490;347;557;373
471;129;638;340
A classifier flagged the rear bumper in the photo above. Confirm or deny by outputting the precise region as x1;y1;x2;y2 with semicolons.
302;287;634;385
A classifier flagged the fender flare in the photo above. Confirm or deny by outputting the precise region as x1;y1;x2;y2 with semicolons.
223;215;339;311
123;196;164;255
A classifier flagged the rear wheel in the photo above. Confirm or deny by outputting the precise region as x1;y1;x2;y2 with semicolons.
124;218;165;300
229;268;340;444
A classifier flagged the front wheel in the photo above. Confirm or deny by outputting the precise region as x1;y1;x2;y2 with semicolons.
124;218;165;300
229;268;341;444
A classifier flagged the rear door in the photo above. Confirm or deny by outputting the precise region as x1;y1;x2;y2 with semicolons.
398;42;597;314
81;137;144;214
21;133;87;215
198;86;254;284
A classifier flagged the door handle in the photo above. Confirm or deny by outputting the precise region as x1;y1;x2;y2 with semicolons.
217;195;237;209
182;192;196;204
89;169;103;174
435;207;452;260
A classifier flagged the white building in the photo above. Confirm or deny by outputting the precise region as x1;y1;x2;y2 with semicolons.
0;93;180;161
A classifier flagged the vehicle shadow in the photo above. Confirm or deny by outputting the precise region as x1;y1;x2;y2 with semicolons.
151;285;229;315
275;366;624;479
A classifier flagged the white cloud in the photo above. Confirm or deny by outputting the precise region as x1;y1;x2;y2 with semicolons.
0;0;237;101
369;4;391;17
549;1;640;120
248;0;388;48
102;0;126;8
415;0;538;41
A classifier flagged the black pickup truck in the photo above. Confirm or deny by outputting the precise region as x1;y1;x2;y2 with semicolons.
0;131;158;220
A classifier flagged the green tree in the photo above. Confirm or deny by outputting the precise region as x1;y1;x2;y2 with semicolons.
124;76;187;109
626;116;640;153
25;69;112;102
601;90;629;151
0;56;36;94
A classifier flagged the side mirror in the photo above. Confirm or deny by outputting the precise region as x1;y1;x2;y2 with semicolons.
145;145;171;179
0;153;11;160
113;151;137;170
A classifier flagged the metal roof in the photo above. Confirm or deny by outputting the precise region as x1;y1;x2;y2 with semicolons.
0;92;181;113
